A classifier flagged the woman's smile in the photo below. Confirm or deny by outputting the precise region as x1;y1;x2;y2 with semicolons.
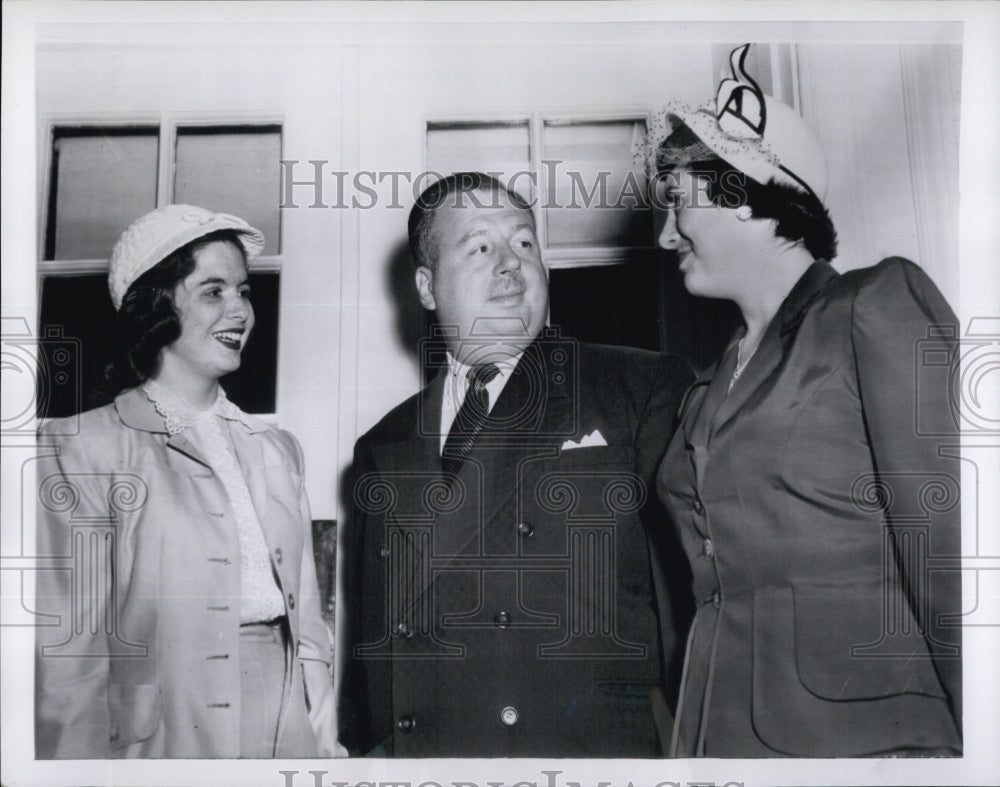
157;239;254;387
213;327;246;351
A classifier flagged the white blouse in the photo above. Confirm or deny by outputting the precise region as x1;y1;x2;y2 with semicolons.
143;380;286;624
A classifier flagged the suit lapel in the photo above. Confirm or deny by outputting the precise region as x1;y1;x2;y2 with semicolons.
375;342;574;623
682;356;726;451
472;341;573;535
230;427;271;541
677;352;730;493
372;345;573;562
114;388;212;468
368;372;447;549
491;339;576;436
707;260;840;441
417;368;446;456
163;433;210;468
119;385;286;546
708;321;782;439
371;371;444;476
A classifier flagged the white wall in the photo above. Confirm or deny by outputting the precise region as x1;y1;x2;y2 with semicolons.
799;42;961;301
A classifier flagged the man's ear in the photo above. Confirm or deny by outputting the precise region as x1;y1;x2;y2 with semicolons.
415;266;436;311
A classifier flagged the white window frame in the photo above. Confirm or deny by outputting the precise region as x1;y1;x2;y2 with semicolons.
424;108;656;271
37;111;285;277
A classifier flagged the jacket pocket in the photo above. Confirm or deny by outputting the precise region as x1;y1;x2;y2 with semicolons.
550;444;631;468
107;683;162;751
791;584;946;700
751;588;960;756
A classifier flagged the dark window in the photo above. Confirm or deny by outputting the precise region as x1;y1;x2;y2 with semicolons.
549;256;663;352
549;250;740;371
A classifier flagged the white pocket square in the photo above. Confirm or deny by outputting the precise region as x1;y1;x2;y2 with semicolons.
560;429;608;450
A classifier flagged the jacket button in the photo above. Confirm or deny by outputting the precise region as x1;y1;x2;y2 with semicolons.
274;548;283;564
693;497;704;515
379;545;390;559
517;522;534;538
287;593;295;609
397;714;416;733
500;705;518;726
711;589;722;609
494;610;511;628
703;538;714;558
397;622;413;638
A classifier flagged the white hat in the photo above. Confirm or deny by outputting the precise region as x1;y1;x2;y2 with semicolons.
656;44;828;202
108;204;265;310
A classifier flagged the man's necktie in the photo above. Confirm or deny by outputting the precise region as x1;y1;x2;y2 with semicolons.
441;363;500;478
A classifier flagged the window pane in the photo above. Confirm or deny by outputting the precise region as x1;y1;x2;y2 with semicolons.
426;122;532;203
36;273;115;417
549;259;663;352
38;271;279;418
46;127;159;260
219;270;280;413
548;253;741;371
543;120;652;248
174;126;282;255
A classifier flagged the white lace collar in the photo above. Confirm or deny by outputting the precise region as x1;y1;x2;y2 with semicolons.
142;379;253;436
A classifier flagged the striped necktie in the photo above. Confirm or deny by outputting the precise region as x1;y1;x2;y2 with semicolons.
441;363;500;478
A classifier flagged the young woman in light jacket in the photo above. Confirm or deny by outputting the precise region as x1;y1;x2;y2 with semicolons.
35;205;343;758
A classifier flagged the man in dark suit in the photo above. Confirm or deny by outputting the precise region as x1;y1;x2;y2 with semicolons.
340;172;692;757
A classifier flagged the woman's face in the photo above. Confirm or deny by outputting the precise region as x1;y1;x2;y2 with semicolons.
656;168;758;300
158;239;254;386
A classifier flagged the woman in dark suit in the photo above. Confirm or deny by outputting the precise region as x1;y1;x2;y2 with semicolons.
652;45;962;757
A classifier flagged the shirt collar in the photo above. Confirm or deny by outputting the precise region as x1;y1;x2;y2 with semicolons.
445;350;522;388
141;379;257;435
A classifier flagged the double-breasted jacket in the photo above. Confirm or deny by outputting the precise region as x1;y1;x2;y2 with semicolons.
341;337;693;757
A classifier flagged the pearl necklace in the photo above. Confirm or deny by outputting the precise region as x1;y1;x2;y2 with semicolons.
729;336;758;392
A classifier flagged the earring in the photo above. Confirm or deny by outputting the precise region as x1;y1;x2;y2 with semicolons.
735;205;752;222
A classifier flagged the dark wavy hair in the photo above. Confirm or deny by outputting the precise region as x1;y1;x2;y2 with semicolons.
408;172;534;270
656;154;838;262
107;229;246;394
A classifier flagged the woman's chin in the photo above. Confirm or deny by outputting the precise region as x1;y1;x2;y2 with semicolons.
209;358;243;380
681;270;707;297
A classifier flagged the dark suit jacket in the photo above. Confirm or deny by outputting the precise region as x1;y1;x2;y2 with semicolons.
341;335;693;756
657;259;962;757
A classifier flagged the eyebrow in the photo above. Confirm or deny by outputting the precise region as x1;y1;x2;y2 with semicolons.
194;276;250;288
456;220;536;247
456;227;489;247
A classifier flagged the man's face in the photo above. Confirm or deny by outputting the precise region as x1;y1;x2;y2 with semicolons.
415;189;548;364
